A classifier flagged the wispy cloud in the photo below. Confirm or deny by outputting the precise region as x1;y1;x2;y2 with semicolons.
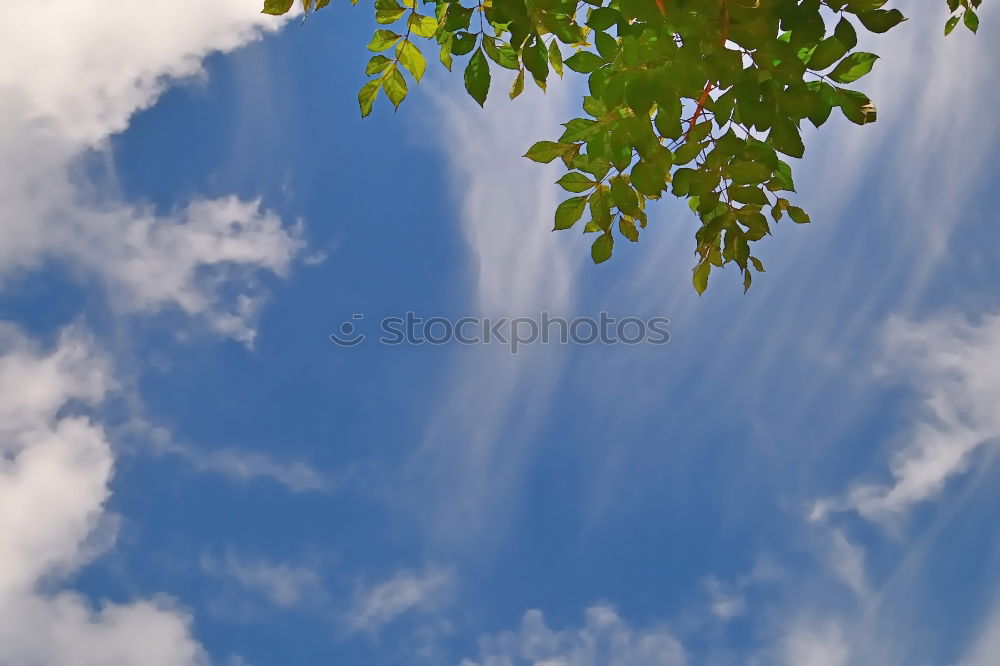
957;603;1000;666
132;420;331;493
705;576;747;621
201;552;325;610
399;80;583;548
346;566;454;634
461;604;685;666
813;312;1000;525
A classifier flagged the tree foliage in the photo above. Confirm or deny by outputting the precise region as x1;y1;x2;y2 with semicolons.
263;0;982;293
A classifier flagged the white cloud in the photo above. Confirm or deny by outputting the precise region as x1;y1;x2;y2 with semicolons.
0;326;207;665
348;566;454;634
402;81;582;547
803;7;1000;298
0;1;284;146
202;552;324;609
955;602;1000;666
814;312;1000;525
0;0;301;343
461;604;685;666
778;621;849;666
826;529;869;599
705;577;746;621
0;3;306;663
134;420;329;493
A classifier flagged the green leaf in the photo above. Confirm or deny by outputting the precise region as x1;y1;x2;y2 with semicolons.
687;121;713;144
591;233;614;263
366;55;393;76
556;172;597;193
439;35;453;71
397;41;426;82
624;73;654;115
844;0;888;11
692;260;710;294
829;52;879;84
539;12;585;44
964;9;980;33
743;269;752;293
857;9;906;33
768;116;804;158
522;35;549;85
587;8;620;30
560;118;597;142
807;37;850;71
554;196;588;229
945;14;961;35
729;185;768;206
610;177;641;216
358;79;382;117
408;13;439;38
524;141;573;163
835;17;859;49
671;168;694;196
444;4;474;31
451;32;477;56
262;0;295;15
383;67;408;108
482;38;520;70
727;161;772;185
376;7;406;23
564;51;604;73
630;161;667;196
750;256;765;272
673;140;704;166
509;69;525;99
548;40;564;77
769;160;797;192
619;217;639;242
367;30;402;52
464;48;491;106
838;89;877;124
788;205;811;223
588;188;613;230
594;31;619;61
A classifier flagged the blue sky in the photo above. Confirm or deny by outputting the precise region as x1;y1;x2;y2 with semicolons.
0;2;998;665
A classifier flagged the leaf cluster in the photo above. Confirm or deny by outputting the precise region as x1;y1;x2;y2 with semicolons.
263;0;981;293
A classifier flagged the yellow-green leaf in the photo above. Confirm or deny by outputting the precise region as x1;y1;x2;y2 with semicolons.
556;172;597;193
383;67;408;108
510;69;525;99
358;79;382;117
591;232;614;263
397;40;426;82
262;0;294;15
692;260;710;294
524;141;573;163
408;13;438;38
365;55;393;76
554;196;588;230
367;30;402;52
548;41;564;77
